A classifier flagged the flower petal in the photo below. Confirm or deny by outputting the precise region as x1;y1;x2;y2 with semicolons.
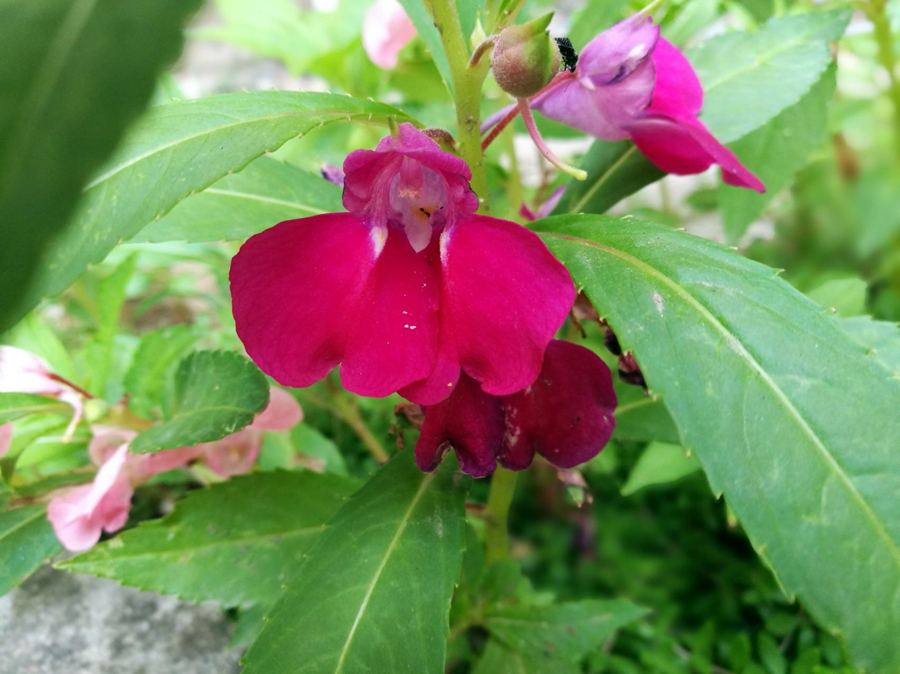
578;14;659;86
649;38;703;118
0;423;11;459
441;216;575;396
341;228;440;396
416;373;504;478
362;0;416;70
231;213;377;388
627;113;765;193
500;340;617;470
201;431;263;478
248;387;304;432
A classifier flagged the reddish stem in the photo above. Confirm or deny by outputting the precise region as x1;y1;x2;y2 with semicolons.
47;373;94;399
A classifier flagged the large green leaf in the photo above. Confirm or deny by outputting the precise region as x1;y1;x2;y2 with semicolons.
612;386;680;444
620;442;701;496
537;215;900;672
136;156;343;243
551;141;663;216
485;599;648;662
123;325;199;417
0;0;200;332
719;65;836;243
0;505;61;596
12;92;415;326
58;470;356;607
242;449;469;674
130;351;269;454
397;0;454;95
688;10;851;143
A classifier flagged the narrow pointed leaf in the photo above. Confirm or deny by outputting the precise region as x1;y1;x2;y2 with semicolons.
0;505;61;596
58;471;356;607
538;215;900;672
12;92;416;325
0;394;68;425
242;449;469;674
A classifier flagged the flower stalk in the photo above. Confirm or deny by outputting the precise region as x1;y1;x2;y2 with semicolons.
485;467;518;562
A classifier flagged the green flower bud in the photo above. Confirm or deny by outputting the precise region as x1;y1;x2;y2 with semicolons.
491;13;561;99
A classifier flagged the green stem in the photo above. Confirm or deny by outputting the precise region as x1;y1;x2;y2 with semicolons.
865;0;900;157
426;0;492;213
324;380;390;463
484;468;518;562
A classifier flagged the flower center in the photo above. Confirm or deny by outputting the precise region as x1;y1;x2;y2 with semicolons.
389;159;449;252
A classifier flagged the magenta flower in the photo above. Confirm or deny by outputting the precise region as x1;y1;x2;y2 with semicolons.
362;0;417;70
231;124;575;405
531;15;764;192
416;340;617;477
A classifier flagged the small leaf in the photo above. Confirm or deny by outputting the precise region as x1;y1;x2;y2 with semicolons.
474;639;580;674
0;505;61;596
11;92;417;326
242;449;469;674
688;10;851;143
485;599;649;662
396;0;455;95
552;141;663;216
123;325;199;417
612;386;680;444
0;393;68;425
538;215;900;671
59;470;356;607
621;442;701;496
136;156;343;243
130;351;269;454
0;0;201;331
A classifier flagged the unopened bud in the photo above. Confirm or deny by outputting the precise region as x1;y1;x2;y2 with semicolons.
491;13;560;98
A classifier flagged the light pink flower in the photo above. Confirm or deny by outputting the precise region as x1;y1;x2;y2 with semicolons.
530;15;764;191
88;426;202;484
417;340;617;477
0;346;84;442
0;423;12;459
362;0;417;70
200;388;303;477
47;444;134;552
230;124;575;405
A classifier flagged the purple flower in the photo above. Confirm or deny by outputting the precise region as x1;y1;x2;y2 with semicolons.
532;15;764;192
416;340;617;477
230;124;575;404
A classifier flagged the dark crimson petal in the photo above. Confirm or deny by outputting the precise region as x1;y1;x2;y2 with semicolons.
415;373;504;478
230;213;376;388
441;216;575;397
341;228;440;397
499;340;617;470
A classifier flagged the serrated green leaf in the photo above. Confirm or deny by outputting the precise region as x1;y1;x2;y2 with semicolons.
485;599;649;662
719;64;836;243
0;0;200;332
552;142;664;216
0;505;61;596
123;325;199;417
537;215;900;672
474;639;581;674
58;470;355;607
0;393;68;425
136;156;343;243
242;449;469;674
840;316;900;380
11;92;416;327
688;10;851;143
621;442;701;496
130;351;269;454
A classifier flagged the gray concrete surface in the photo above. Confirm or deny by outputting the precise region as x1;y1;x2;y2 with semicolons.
0;566;242;674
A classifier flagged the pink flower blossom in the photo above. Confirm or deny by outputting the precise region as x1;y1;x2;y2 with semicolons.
199;388;303;477
531;15;764;192
416;340;617;477
47;444;134;552
362;0;417;70
0;346;84;441
231;124;575;405
0;423;12;458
